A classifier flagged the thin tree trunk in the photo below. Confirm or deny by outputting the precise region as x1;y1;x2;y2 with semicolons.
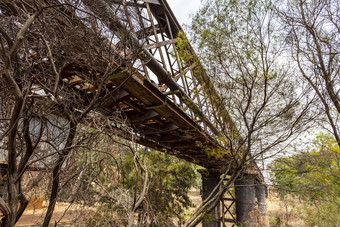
6;99;24;227
42;121;77;227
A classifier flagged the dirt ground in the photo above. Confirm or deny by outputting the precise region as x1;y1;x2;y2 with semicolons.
15;190;303;226
15;189;204;227
16;203;89;227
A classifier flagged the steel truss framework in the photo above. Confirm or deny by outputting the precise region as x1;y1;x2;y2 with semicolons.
220;189;237;226
75;0;238;171
79;2;249;223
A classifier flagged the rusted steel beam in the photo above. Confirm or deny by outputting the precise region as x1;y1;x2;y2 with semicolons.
122;99;145;113
160;63;197;92
161;142;198;149
148;1;181;39
135;137;198;163
145;2;168;70
113;89;130;101
101;89;130;107
141;0;160;5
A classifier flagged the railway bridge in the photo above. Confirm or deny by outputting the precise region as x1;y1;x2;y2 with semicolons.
80;1;268;226
0;0;268;226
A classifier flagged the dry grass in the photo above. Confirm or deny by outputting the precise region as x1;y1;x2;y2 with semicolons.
15;189;310;226
267;192;307;227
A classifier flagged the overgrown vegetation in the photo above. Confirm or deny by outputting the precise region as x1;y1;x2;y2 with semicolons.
77;143;199;226
0;0;339;226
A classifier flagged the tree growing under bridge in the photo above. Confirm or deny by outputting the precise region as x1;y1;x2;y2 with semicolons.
186;0;340;225
185;0;315;225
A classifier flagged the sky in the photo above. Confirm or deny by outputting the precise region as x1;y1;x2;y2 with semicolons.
167;0;202;26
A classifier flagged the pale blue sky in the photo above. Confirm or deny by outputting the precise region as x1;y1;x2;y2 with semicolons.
167;0;202;26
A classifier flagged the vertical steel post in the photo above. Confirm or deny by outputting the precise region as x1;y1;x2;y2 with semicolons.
255;184;269;226
201;172;221;227
235;174;257;226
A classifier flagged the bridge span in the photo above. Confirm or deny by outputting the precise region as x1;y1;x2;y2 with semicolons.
1;0;268;226
76;1;268;226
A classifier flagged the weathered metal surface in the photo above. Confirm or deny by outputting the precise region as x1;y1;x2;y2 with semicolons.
235;174;257;226
201;172;221;227
220;190;237;226
255;184;270;226
73;0;233;172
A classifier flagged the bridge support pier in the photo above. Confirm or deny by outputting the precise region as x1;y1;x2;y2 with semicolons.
255;184;269;226
199;172;268;227
201;172;221;227
235;174;257;226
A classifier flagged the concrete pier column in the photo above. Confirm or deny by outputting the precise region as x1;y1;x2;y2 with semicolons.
255;184;269;226
235;174;257;226
201;172;221;227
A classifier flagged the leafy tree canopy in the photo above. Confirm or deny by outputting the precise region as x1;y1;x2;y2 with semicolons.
85;146;200;226
269;133;340;225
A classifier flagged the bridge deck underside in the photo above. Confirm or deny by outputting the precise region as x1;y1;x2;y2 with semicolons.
60;67;230;173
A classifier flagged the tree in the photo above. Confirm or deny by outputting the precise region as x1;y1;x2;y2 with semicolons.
276;0;340;147
269;133;340;226
64;135;154;227
190;0;312;162
70;139;199;227
137;149;198;226
0;1;140;226
183;0;312;225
